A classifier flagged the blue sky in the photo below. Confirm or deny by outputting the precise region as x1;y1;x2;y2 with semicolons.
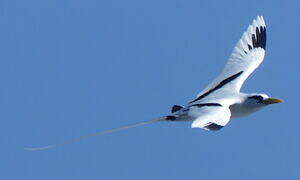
1;0;299;179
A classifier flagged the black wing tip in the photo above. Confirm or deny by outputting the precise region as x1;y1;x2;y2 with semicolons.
248;25;266;51
205;123;223;131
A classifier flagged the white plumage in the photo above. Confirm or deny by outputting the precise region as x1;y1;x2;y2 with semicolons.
25;16;282;151
197;16;266;98
177;16;282;131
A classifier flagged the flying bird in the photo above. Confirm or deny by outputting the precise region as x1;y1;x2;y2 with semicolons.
25;16;282;151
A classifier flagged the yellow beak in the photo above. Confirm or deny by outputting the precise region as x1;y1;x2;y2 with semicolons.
262;97;284;104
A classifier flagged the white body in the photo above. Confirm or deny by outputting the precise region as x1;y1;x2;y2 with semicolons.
229;94;267;119
169;16;277;131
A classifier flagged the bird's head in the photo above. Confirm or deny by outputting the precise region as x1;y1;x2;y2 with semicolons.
246;94;283;106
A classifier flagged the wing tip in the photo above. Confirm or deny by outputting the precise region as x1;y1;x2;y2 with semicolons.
255;15;266;27
244;16;267;51
191;122;224;131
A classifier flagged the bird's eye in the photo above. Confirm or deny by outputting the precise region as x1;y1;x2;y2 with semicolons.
248;95;264;102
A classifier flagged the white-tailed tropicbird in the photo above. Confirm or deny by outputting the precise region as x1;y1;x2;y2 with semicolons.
25;16;282;151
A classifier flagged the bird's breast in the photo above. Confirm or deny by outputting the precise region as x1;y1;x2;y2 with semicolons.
229;103;263;119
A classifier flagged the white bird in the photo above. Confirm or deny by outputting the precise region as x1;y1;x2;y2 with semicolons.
25;16;282;151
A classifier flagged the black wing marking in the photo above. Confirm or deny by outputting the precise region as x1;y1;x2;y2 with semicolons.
248;26;266;50
190;103;222;107
171;105;184;113
189;71;243;104
204;123;224;131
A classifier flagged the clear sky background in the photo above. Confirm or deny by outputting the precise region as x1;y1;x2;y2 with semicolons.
1;0;298;179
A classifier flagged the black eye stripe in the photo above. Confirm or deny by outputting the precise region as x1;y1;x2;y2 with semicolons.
248;95;264;101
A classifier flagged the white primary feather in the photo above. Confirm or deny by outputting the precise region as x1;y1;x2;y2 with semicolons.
191;16;266;103
189;16;267;130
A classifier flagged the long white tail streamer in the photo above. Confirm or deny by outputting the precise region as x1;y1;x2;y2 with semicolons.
24;118;165;151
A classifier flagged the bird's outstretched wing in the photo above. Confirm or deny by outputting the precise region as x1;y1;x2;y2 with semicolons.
190;104;231;131
190;16;266;104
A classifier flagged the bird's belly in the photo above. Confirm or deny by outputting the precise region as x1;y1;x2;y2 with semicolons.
229;104;262;119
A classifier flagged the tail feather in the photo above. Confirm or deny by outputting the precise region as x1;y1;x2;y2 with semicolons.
24;117;165;151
